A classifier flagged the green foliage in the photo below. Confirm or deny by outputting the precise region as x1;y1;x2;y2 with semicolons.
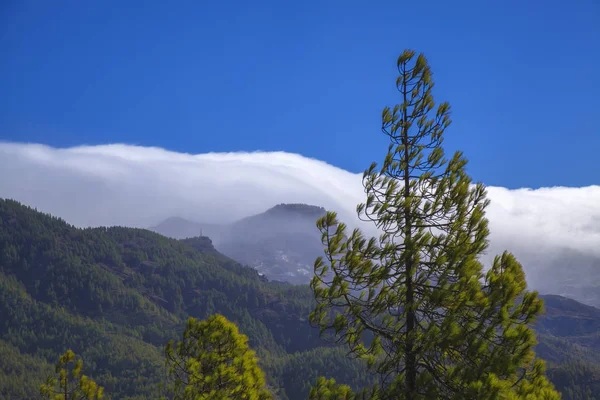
0;198;596;398
309;377;355;400
310;49;560;399
164;314;272;399
0;198;358;400
40;349;104;400
547;361;600;400
0;267;167;399
308;377;380;400
267;347;376;398
0;339;54;399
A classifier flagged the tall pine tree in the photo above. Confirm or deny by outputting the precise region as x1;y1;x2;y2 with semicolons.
310;49;560;399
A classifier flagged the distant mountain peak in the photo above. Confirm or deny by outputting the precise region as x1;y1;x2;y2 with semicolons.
150;216;209;240
161;216;194;223
150;203;328;284
265;203;326;217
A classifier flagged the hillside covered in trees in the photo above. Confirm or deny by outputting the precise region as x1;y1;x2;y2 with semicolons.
0;198;375;399
0;198;599;399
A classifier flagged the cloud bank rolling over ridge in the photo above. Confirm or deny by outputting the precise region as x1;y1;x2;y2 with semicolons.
1;142;599;304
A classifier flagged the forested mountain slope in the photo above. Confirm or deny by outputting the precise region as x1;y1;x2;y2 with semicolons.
0;199;370;399
1;198;599;399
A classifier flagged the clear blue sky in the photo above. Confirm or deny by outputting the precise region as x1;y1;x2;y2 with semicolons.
1;0;598;188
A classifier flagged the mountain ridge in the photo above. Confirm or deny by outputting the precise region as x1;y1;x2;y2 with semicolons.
0;198;367;399
151;203;326;284
2;198;600;399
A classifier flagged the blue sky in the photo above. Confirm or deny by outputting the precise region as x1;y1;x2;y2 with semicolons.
1;0;598;189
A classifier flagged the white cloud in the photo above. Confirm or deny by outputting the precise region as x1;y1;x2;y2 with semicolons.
0;142;366;229
1;142;599;305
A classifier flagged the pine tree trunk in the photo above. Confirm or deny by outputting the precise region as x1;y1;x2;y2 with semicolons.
402;77;417;400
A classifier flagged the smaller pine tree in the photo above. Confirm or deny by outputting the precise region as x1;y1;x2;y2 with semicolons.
309;377;356;400
164;314;272;400
40;349;104;400
309;377;380;400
